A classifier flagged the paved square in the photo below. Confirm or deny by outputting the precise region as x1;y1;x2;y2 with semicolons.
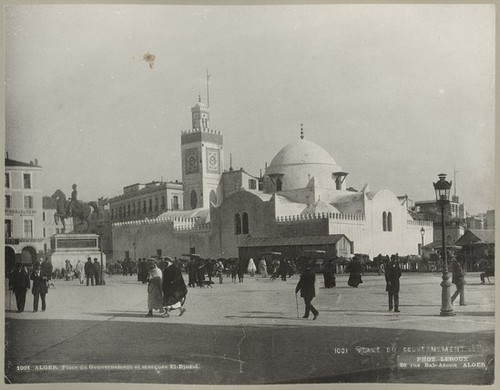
5;272;495;384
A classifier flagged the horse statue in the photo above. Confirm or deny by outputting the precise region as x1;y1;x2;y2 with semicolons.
51;189;99;233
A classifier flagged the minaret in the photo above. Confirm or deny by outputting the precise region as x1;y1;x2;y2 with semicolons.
181;96;223;210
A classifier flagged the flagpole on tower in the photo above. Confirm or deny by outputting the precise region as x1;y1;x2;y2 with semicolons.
206;70;211;108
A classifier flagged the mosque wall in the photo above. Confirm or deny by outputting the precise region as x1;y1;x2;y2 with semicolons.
364;190;433;256
210;191;277;258
274;218;329;237
112;222;212;260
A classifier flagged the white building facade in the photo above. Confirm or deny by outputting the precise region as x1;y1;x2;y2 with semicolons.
112;99;433;261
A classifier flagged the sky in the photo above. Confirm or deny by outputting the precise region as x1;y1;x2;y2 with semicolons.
5;4;495;214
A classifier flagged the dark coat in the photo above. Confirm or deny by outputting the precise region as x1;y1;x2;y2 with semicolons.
295;268;316;299
385;263;401;293
162;263;188;306
30;271;49;295
41;261;53;280
9;269;30;292
84;261;95;277
451;261;466;285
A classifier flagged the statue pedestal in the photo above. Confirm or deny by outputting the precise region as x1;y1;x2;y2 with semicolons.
50;233;106;272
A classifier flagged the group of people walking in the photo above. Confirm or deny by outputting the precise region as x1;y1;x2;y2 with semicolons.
294;253;469;319
145;258;188;318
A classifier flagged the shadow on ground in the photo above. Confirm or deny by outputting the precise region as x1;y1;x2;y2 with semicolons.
5;318;494;385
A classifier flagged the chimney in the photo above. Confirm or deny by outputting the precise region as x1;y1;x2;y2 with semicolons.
34;158;38;166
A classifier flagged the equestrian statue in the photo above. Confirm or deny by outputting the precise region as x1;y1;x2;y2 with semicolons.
51;184;98;233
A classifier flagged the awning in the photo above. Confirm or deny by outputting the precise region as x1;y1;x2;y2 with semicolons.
238;234;350;248
423;241;461;250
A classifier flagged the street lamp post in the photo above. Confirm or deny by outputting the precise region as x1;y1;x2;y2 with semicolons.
420;227;425;256
97;222;106;286
433;173;454;316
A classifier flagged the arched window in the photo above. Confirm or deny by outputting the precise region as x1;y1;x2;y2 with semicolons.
234;213;242;235
276;178;283;192
190;190;198;210
242;212;249;234
387;212;393;232
382;211;387;231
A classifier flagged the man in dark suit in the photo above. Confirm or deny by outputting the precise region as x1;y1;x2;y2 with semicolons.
385;257;402;312
84;257;95;286
93;258;101;286
451;258;466;306
9;263;30;313
295;261;319;320
30;263;49;312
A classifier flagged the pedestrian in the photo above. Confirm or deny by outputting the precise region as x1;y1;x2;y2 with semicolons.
385;257;402;312
75;260;84;284
323;258;336;288
450;258;466;306
295;261;319;320
205;260;214;283
237;258;245;283
30;263;49;312
162;258;188;317
93;258;101;286
41;257;53;281
84;257;95;286
347;256;363;287
146;259;164;317
230;261;238;282
9;263;30;313
279;258;288;281
186;258;197;287
258;257;268;278
215;259;225;284
64;259;74;281
196;258;206;287
247;258;257;277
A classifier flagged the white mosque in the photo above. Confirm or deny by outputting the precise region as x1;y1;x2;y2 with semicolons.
112;97;433;261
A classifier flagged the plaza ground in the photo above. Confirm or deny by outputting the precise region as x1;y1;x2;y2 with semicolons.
4;271;495;385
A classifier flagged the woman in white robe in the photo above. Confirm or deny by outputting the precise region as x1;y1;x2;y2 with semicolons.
247;258;257;277
146;261;164;317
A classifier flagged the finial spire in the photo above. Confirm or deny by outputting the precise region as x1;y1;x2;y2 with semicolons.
300;124;304;139
198;94;201;103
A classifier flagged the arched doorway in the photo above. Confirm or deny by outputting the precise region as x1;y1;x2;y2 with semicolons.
21;246;37;266
5;246;16;275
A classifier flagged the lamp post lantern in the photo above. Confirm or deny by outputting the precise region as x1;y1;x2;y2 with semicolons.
433;173;454;316
420;227;425;256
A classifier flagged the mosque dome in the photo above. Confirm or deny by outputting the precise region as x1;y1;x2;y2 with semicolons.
265;138;343;192
269;139;339;168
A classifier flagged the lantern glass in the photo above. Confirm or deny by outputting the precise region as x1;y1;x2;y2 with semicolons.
433;174;452;202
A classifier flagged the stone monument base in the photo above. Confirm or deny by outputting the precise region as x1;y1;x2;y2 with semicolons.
50;233;106;272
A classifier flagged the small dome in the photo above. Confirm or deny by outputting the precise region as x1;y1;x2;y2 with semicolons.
301;200;340;216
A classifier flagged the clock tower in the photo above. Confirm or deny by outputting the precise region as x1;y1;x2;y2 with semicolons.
181;96;224;210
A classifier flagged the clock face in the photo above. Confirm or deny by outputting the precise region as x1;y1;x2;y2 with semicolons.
206;149;219;173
